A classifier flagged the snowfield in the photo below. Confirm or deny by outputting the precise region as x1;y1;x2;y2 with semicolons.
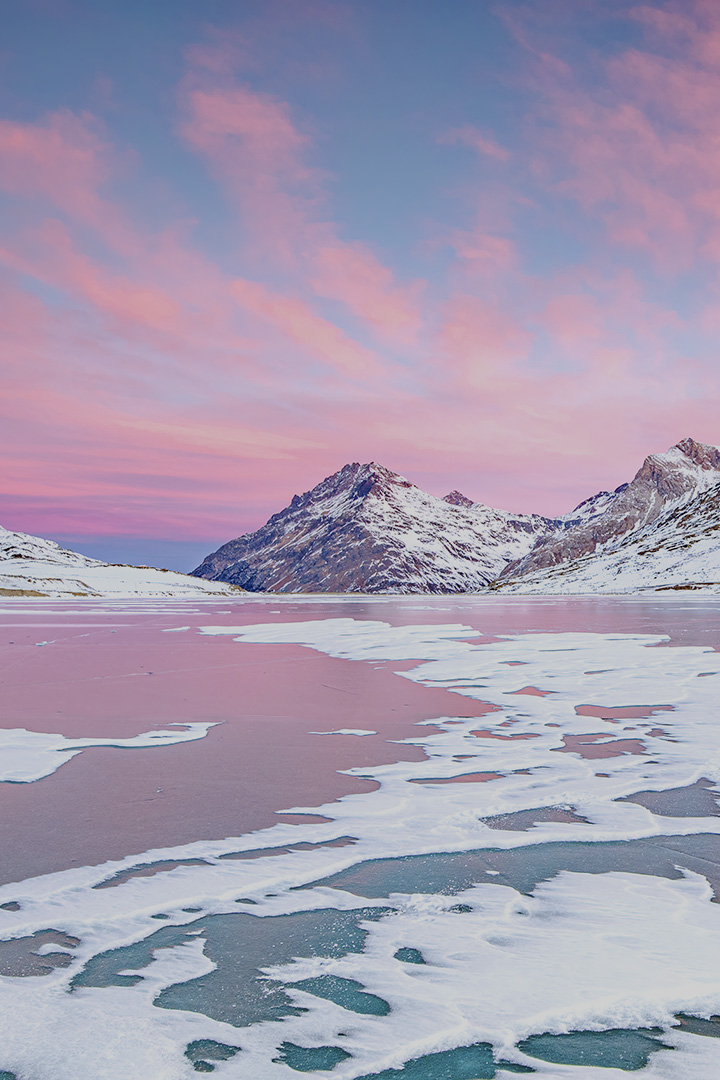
0;527;241;599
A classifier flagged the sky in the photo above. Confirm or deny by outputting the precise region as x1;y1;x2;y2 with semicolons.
2;0;720;570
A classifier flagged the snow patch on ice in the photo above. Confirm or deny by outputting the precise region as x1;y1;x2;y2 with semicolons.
0;723;218;783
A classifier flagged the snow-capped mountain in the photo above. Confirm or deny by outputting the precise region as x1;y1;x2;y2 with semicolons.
0;526;241;598
192;461;554;593
495;437;720;593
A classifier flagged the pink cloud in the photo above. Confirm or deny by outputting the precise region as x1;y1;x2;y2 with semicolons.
310;242;422;339
231;278;379;376
0;110;110;206
438;295;532;393
440;125;510;162
180;74;423;341
447;228;516;271
0;110;138;257
520;2;720;271
181;85;313;179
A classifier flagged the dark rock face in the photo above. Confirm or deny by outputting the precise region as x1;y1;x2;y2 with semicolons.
192;462;553;594
673;437;720;472
500;438;720;580
443;491;474;508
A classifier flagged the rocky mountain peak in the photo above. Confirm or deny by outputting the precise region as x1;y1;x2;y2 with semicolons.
193;460;552;593
284;461;413;515
501;435;720;583
674;437;720;471
633;437;720;500
443;490;475;508
344;461;415;500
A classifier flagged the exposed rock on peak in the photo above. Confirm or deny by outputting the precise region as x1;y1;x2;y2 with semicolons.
631;438;720;500
287;462;413;511
193;463;553;594
674;436;720;470
443;490;475;508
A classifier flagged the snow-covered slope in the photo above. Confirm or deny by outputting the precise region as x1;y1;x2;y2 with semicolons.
193;462;554;593
495;438;720;593
0;526;241;598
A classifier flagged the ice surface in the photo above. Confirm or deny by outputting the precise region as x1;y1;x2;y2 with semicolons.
3;614;720;1078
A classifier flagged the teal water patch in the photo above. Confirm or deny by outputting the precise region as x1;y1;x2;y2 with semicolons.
619;779;720;818
305;834;720;898
74;907;391;1027
0;1072;17;1080
291;974;390;1015
394;947;425;964
273;1042;352;1072
185;1040;241;1073
481;806;589;831
674;1014;720;1038
353;1043;533;1079
519;1028;670;1070
220;836;357;861
0;929;80;977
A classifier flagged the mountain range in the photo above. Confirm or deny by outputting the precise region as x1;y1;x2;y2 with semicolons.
4;437;719;597
193;437;720;594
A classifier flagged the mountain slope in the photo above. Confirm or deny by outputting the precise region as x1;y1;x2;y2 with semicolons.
0;526;242;598
192;462;554;594
495;438;720;593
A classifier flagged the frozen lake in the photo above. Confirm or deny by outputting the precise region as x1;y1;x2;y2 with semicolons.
2;595;720;1078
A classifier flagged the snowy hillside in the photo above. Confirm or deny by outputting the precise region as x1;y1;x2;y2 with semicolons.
0;526;241;598
193;461;554;593
495;438;720;593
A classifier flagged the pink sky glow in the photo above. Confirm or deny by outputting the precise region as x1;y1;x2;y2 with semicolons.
1;0;719;552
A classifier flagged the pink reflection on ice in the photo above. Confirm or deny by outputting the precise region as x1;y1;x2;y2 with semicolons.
410;772;503;785
0;603;496;884
575;703;675;720
554;733;647;759
511;685;556;697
